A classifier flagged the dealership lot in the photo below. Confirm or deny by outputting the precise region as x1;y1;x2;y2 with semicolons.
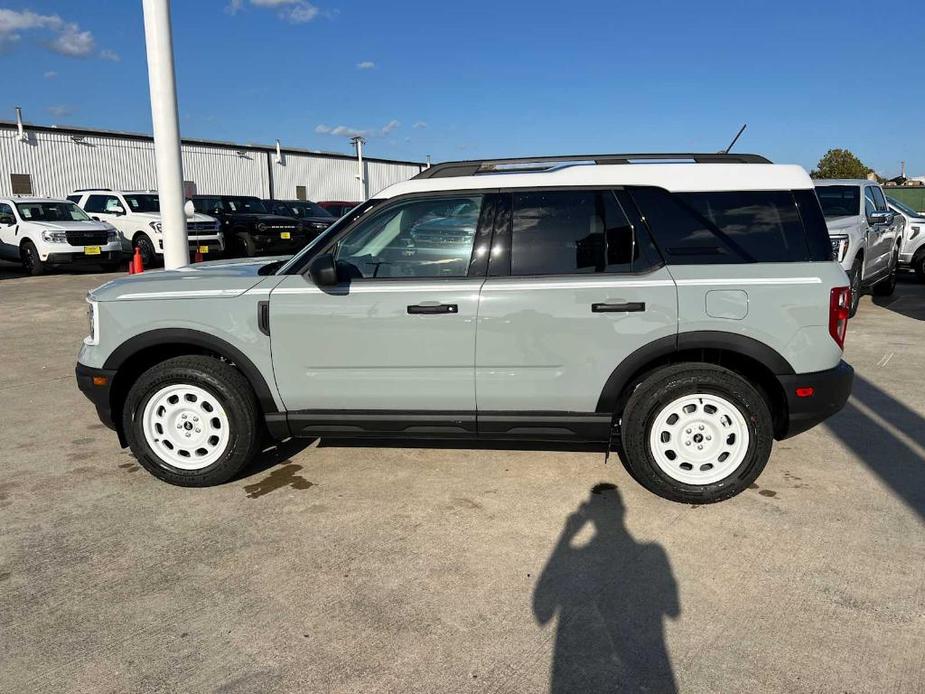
0;261;922;693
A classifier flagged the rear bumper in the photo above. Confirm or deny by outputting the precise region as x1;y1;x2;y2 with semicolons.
75;362;118;431
776;360;854;439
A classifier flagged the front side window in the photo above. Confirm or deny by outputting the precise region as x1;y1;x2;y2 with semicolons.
16;202;90;222
333;195;481;279
83;195;121;214
0;202;15;222
816;185;861;218
510;189;655;275
123;194;160;213
630;188;811;263
869;186;888;212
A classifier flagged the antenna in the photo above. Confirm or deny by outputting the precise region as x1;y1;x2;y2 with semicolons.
722;123;747;154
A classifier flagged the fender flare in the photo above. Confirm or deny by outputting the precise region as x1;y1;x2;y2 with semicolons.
595;331;794;413
103;327;279;414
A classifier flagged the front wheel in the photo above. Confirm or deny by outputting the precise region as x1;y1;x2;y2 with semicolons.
233;231;257;257
620;363;773;504
20;240;46;276
134;233;157;268
848;257;862;317
123;355;261;486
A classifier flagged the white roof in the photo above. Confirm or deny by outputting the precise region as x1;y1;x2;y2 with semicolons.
376;163;813;199
1;196;71;204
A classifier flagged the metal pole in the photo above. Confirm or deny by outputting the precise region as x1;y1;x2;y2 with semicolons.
142;0;188;269
351;136;367;200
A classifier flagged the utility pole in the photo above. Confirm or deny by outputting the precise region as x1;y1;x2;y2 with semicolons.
351;135;367;200
142;0;188;269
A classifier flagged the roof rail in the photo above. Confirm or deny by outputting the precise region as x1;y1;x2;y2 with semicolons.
413;152;772;179
72;187;112;192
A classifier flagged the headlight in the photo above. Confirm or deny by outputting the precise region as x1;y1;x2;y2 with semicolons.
149;221;162;233
256;222;268;232
41;230;67;243
107;230;118;242
830;235;849;262
84;298;100;346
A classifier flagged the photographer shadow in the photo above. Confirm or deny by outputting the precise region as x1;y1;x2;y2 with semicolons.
533;483;680;693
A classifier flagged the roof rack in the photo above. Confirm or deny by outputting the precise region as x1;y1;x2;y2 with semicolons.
413;152;772;179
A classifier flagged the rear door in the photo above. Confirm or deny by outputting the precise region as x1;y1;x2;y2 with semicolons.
269;192;493;436
474;188;677;440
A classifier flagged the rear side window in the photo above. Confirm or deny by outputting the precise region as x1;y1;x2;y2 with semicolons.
630;188;811;264
509;189;659;275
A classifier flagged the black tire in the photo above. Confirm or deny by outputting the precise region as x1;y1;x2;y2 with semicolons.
848;257;862;318
915;253;925;283
871;247;898;297
122;355;261;487
620;363;774;504
233;230;257;257
20;240;46;276
134;233;157;268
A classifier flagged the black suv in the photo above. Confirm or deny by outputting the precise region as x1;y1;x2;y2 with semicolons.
263;199;336;240
189;195;304;257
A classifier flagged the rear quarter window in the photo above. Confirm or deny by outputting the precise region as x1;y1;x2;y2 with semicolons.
629;188;814;263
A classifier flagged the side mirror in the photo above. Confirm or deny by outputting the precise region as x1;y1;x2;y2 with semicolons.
868;210;893;226
308;253;338;287
112;207;125;216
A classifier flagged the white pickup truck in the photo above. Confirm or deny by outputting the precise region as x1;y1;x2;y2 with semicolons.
0;197;124;275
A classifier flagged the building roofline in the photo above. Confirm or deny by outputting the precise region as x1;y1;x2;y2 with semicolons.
0;120;426;168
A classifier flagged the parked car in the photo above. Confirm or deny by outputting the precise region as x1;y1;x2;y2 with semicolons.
887;196;925;281
814;179;902;316
262;199;336;239
0;197;124;275
76;152;853;504
316;200;361;219
189;195;305;257
68;190;223;267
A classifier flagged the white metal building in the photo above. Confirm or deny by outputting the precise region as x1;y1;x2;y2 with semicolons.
0;120;424;201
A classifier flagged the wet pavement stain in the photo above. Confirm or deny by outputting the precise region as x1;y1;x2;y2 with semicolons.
748;483;759;489
758;489;778;498
243;464;313;499
0;571;10;582
118;462;141;473
68;451;93;462
71;438;95;446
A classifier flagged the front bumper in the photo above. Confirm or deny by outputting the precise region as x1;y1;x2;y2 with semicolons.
75;362;118;432
46;249;127;264
776;360;854;439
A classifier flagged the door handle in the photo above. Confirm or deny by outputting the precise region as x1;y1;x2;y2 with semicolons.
407;303;458;315
592;301;646;313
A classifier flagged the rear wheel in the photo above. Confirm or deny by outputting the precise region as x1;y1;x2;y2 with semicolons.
871;247;899;297
848;257;862;317
123;355;261;486
20;240;46;276
620;363;773;504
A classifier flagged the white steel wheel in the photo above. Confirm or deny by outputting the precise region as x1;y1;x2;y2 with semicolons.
142;384;230;470
648;393;750;486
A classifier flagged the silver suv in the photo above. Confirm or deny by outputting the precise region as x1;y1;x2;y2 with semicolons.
76;153;854;504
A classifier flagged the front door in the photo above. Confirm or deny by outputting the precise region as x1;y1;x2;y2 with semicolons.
475;189;678;439
270;193;490;436
0;202;19;260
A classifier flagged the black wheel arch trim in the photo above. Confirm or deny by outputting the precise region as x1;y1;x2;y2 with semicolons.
103;328;281;416
595;331;795;414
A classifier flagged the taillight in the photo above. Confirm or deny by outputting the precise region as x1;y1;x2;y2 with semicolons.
829;286;851;349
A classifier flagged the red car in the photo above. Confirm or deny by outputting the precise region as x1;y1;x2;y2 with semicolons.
317;200;361;219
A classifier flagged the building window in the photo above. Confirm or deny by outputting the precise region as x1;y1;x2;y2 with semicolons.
296;185;307;201
11;173;33;196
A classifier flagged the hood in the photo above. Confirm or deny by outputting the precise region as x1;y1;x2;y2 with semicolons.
228;213;299;225
89;256;288;302
825;216;859;235
27;220;113;232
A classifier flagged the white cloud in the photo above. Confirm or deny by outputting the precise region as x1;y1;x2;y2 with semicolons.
43;70;58;79
99;48;120;62
0;9;102;58
413;121;428;129
357;60;375;69
228;0;324;23
48;105;74;118
315;120;401;139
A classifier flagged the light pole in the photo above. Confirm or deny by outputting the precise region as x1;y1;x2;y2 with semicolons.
142;0;188;269
351;135;367;200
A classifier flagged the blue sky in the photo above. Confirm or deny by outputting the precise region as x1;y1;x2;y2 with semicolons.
1;1;923;176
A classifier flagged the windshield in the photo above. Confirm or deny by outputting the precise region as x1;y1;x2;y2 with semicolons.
16;201;91;222
816;186;860;218
123;194;161;213
887;196;924;218
224;197;267;214
280;201;334;219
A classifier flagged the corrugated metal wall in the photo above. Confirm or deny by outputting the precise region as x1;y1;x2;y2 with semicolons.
0;124;422;200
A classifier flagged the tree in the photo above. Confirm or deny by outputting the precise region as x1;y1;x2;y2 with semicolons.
811;149;873;179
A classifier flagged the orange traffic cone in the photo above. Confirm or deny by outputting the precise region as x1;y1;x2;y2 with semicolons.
194;249;203;263
128;257;135;275
132;247;144;274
